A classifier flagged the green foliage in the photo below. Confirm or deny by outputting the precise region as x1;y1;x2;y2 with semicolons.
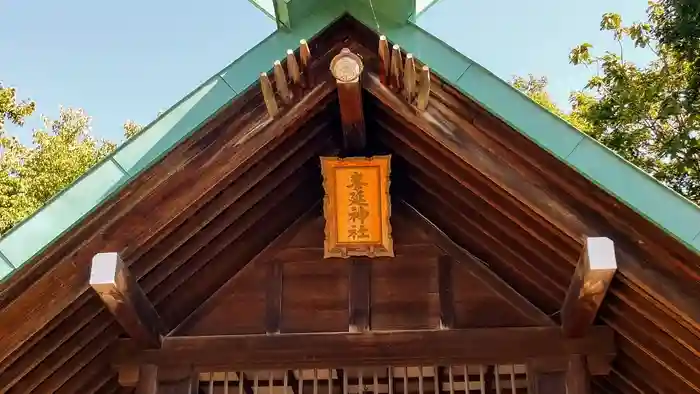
0;107;117;234
123;119;143;139
512;75;592;132
653;0;700;94
0;84;35;132
515;1;700;204
0;85;144;235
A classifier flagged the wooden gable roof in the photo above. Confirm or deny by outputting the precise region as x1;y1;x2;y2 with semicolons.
0;4;698;394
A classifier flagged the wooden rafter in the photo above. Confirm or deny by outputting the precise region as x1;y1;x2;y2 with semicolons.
561;237;617;338
114;326;615;371
89;252;166;348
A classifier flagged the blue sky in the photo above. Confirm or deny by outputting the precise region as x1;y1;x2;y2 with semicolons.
1;0;654;144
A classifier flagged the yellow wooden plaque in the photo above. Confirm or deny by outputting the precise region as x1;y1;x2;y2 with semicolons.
320;155;394;258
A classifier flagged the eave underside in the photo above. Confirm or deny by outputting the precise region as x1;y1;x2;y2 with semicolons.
0;17;698;394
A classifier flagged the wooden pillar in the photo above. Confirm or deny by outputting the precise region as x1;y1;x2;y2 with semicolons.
330;48;366;155
120;365;199;394
136;365;158;394
265;259;283;334
349;258;371;332
566;355;591;394
156;368;199;394
527;363;566;394
527;357;591;394
437;256;454;329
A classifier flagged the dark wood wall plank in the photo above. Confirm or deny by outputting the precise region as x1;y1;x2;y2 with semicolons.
370;256;439;330
281;258;350;333
176;259;267;336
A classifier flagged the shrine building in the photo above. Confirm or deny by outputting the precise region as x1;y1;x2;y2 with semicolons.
0;1;698;393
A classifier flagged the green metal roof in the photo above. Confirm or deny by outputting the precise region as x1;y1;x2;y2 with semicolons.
1;0;699;282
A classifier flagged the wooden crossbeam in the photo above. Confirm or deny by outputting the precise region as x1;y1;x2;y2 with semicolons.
114;326;615;371
561;237;617;338
89;253;166;349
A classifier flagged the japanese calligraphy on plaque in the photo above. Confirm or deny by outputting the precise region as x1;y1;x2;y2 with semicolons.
320;156;394;258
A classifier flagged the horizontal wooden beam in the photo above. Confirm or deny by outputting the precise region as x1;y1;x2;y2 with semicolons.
114;326;615;371
90;253;166;349
561;237;617;338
